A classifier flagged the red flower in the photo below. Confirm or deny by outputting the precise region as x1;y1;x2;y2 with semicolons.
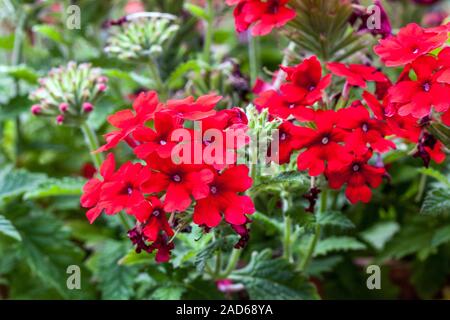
133;111;183;159
166;94;221;120
142;155;214;212
441;108;450;126
227;0;296;36
326;150;385;204
133;197;174;242
99;161;151;216
327;62;388;88
254;90;315;121
97;91;162;152
80;153;116;223
387;54;450;119
374;23;448;67
296;110;351;176
337;104;396;153
280;56;332;106
193;165;254;227
272;121;305;164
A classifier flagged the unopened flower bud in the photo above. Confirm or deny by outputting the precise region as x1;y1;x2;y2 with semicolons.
56;114;64;125
31;104;42;115
97;83;107;92
82;102;94;113
59;103;69;113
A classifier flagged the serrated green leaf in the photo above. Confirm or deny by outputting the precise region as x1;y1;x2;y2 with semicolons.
0;167;46;203
0;214;21;241
23;177;85;199
97;241;138;300
314;237;366;257
151;286;186;300
360;221;400;251
195;235;236;273
14;213;86;298
421;188;450;216
230;250;319;300
305;256;343;277
316;211;355;230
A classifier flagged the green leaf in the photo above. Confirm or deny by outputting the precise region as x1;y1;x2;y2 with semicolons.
432;224;450;247
167;59;202;89
306;256;343;278
253;171;309;193
252;211;283;234
0;95;33;121
0;214;21;241
119;249;155;266
96;241;138;300
314;237;366;257
195;235;236;273
32;24;65;44
151;286;186;300
417;167;450;187
23;177;85;199
184;4;209;20
14;213;86;298
0;167;46;203
359;221;400;251
316;211;355;230
380;218;435;261
421;188;450;216
230;250;319;300
0;65;39;84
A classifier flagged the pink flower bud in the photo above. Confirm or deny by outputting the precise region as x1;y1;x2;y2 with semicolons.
97;76;108;83
31;104;42;115
82;102;94;113
56;114;64;125
97;83;107;92
59;103;69;113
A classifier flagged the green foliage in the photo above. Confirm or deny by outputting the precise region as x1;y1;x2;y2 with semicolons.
421;188;450;216
0;167;46;203
316;211;355;230
314;237;366;257
23;177;85;200
195;235;236;273
230;250;319;300
287;0;367;61
0;214;21;241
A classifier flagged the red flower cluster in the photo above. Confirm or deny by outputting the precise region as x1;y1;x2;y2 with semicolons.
81;91;254;262
373;23;449;165
226;0;296;36
255;56;393;204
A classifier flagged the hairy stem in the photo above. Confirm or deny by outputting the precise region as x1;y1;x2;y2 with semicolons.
221;248;241;278
248;33;259;87
273;42;296;89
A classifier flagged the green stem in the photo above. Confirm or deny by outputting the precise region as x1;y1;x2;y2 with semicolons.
203;0;214;65
282;193;293;262
221;249;241;278
415;173;427;203
248;33;259;87
299;189;327;272
148;59;166;100
80;122;132;230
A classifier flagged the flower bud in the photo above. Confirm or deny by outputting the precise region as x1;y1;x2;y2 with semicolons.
56;114;64;125
97;83;107;92
31;104;42;115
59;103;69;113
83;102;94;113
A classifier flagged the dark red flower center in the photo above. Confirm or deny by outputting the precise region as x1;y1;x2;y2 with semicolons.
352;164;361;172
288;104;295;109
159;139;167;145
172;174;182;183
152;209;161;217
268;0;279;14
280;132;288;141
411;47;419;54
362;123;369;132
321;136;330;145
210;185;218;194
308;85;316;92
422;82;431;92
